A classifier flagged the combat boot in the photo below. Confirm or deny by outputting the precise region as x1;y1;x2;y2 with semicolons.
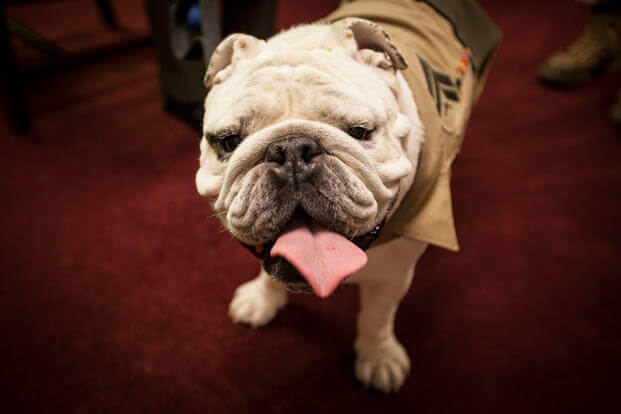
539;11;621;85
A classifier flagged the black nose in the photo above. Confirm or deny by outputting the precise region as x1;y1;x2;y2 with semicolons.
265;136;323;165
265;137;324;185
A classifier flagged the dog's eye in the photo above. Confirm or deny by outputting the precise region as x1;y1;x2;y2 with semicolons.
219;134;242;153
348;126;373;140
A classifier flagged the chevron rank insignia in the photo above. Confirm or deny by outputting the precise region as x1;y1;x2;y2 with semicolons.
418;56;462;118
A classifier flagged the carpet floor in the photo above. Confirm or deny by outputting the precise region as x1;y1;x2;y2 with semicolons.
1;0;620;412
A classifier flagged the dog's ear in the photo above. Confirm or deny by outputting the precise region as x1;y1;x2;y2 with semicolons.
204;34;266;90
330;18;407;71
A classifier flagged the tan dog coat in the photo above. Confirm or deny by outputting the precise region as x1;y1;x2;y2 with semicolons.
326;0;500;251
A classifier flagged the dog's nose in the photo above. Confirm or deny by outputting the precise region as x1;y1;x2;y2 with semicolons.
266;137;323;165
265;137;324;184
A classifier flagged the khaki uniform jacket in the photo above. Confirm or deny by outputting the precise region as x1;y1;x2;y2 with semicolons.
326;0;500;251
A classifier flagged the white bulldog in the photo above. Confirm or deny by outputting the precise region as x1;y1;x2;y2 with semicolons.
194;4;494;390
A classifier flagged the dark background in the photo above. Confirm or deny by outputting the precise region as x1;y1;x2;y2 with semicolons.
1;0;620;412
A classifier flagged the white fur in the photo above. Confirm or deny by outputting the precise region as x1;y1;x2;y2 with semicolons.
196;20;428;393
196;21;424;244
229;267;288;328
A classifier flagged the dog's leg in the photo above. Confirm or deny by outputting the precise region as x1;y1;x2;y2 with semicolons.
229;265;288;328
353;237;427;393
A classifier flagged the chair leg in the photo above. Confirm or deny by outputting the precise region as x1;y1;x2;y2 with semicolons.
95;0;119;29
6;17;63;57
0;10;29;133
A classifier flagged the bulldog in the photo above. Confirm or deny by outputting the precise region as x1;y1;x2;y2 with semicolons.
195;0;500;393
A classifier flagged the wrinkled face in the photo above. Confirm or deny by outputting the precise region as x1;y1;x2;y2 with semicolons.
196;23;422;288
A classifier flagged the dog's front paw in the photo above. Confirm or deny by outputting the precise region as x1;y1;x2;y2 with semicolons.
229;277;287;328
354;335;410;393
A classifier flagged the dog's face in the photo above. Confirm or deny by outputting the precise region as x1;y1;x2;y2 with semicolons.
196;19;423;293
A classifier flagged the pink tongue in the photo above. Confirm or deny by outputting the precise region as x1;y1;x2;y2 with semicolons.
271;218;368;298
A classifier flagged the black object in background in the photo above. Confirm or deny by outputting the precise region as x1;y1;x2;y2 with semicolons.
145;0;277;132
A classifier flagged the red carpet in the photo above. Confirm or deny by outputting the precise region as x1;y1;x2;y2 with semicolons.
1;1;620;412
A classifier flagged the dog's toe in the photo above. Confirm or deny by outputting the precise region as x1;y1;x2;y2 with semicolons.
229;277;287;328
354;335;410;393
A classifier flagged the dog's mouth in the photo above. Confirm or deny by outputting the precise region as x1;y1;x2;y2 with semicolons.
240;208;386;297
